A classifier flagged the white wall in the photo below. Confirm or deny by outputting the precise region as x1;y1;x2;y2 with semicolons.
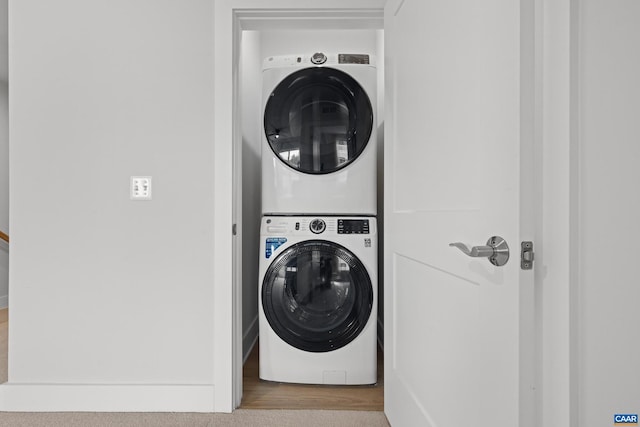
259;29;379;59
240;31;262;360
577;0;640;424
0;81;7;308
0;0;7;82
375;29;384;346
5;0;216;409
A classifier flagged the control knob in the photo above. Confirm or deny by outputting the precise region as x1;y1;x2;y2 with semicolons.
311;52;327;65
309;219;326;234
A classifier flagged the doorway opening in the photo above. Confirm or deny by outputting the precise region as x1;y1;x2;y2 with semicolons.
231;8;385;410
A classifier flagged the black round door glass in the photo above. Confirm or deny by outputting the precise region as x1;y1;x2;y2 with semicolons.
264;67;374;174
262;240;373;352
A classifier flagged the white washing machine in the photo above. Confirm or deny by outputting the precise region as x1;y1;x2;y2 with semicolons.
258;215;377;385
262;53;377;215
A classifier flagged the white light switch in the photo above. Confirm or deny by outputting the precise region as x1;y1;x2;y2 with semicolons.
130;176;152;200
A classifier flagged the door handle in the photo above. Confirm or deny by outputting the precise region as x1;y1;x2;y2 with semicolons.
449;236;509;267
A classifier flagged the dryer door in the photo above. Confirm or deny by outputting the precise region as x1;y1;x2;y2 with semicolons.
262;240;374;352
264;67;374;174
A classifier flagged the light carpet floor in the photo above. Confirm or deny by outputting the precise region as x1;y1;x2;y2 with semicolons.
0;410;390;426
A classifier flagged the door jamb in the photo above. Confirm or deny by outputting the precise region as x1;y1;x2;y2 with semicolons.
213;0;385;412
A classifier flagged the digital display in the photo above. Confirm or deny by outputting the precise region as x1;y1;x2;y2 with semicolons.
338;219;370;234
338;54;370;65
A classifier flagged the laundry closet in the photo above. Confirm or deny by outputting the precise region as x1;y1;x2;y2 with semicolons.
238;27;385;408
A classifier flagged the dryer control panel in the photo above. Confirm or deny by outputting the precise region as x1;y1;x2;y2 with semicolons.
262;53;376;71
337;219;370;234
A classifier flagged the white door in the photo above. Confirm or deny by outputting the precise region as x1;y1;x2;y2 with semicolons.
383;0;534;426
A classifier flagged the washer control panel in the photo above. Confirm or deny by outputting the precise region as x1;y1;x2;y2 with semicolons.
337;219;370;234
262;216;375;236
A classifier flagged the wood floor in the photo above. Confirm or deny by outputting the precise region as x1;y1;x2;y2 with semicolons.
241;342;384;411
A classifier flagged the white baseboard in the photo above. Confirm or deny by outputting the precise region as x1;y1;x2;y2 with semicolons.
0;384;215;412
0;295;7;309
243;315;259;364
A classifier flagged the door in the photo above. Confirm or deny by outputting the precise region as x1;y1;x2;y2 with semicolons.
262;240;374;352
264;66;374;174
383;0;534;426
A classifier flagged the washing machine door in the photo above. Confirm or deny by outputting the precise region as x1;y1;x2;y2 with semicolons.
262;240;374;352
264;67;374;174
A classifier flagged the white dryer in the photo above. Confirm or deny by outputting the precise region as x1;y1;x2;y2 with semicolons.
262;53;377;215
258;215;377;385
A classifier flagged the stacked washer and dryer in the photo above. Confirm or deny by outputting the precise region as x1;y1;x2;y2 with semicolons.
258;52;379;385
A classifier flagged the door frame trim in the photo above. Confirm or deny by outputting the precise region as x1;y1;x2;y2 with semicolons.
535;0;580;425
213;0;385;412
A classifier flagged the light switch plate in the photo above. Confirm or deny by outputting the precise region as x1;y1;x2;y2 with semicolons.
130;176;152;200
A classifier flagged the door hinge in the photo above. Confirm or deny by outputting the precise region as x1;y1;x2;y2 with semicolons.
232;223;237;236
521;241;534;270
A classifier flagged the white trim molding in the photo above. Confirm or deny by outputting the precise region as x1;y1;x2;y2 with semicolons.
214;0;384;412
538;0;578;425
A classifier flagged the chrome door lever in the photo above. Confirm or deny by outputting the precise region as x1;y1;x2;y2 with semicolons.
449;236;510;267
